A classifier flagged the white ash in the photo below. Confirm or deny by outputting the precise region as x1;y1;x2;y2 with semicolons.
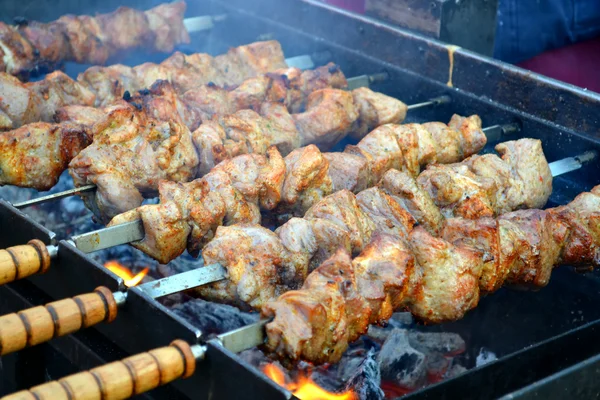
475;347;498;367
343;348;385;400
376;329;427;390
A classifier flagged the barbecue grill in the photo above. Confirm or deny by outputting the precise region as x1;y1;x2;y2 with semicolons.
1;0;600;399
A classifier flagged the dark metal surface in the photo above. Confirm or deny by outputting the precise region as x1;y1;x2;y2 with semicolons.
364;0;499;55
0;200;56;246
0;0;600;398
500;354;600;399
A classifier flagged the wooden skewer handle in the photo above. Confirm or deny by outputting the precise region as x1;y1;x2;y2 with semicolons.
2;340;196;400
0;240;52;285
0;287;118;356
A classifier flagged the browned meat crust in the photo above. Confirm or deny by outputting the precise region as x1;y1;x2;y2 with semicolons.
0;2;189;79
106;115;487;261
260;185;599;365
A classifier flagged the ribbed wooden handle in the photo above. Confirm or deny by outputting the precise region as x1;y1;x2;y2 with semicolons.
0;240;51;285
2;340;196;400
0;287;118;356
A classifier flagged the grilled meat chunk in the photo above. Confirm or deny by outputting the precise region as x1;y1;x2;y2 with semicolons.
106;116;491;263
261;185;600;365
0;122;91;190
70;104;198;222
0;2;189;78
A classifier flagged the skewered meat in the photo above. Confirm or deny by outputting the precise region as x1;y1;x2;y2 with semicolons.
260;184;600;365
0;2;189;79
107;116;487;263
0;40;298;130
0;122;91;190
71;84;406;222
60;62;347;131
177;138;547;318
79;40;287;107
69;104;199;219
0;62;348;191
0;71;95;130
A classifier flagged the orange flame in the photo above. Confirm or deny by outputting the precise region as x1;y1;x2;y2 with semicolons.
262;363;356;400
104;260;149;287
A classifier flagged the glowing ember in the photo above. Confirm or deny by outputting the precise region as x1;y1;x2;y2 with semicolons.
104;260;149;287
262;363;356;400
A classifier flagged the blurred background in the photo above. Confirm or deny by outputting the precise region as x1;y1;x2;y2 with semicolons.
1;0;598;91
323;0;600;93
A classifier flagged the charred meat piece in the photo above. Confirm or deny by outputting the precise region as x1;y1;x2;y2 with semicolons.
106;116;492;263
261;185;600;365
0;2;189;78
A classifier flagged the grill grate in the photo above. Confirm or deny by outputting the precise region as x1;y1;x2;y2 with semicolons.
1;0;600;398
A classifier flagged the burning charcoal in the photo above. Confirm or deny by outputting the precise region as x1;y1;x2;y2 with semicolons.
390;312;414;327
172;298;258;335
337;347;369;381
424;352;450;383
376;329;426;390
407;331;466;356
443;363;468;379
344;348;385;400
239;347;272;367
367;325;392;343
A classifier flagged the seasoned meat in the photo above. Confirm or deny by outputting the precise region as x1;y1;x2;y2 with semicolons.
305;190;376;254
379;169;445;234
80;40;286;106
294;89;359;149
70;104;198;222
197;225;293;310
0;2;189;78
350;87;408;139
260;185;600;365
279;145;333;215
0;122;91;190
417;138;552;219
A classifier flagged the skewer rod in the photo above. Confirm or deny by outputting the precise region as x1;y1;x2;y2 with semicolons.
183;14;227;32
11;93;445;210
13;184;96;209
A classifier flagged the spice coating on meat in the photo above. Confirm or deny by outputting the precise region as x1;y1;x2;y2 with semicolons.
0;122;91;190
79;40;287;107
105;115;489;262
261;185;600;365
69;104;198;222
0;57;354;194
415;139;552;221
0;2;189;79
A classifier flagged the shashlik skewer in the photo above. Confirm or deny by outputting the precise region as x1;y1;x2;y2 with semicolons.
0;39;299;130
0;1;233;79
261;182;600;364
0;178;598;398
0;117;502;285
97;115;489;262
0;2;189;78
69;85;407;223
0;141;592;358
0;63;394;194
0;60;350;191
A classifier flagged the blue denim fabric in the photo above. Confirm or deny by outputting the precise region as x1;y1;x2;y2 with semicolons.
494;0;600;63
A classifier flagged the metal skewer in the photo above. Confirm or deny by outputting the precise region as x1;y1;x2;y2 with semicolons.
67;145;598;253
12;93;449;210
1;141;595;287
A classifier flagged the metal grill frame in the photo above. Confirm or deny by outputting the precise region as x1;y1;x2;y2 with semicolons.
1;0;600;398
